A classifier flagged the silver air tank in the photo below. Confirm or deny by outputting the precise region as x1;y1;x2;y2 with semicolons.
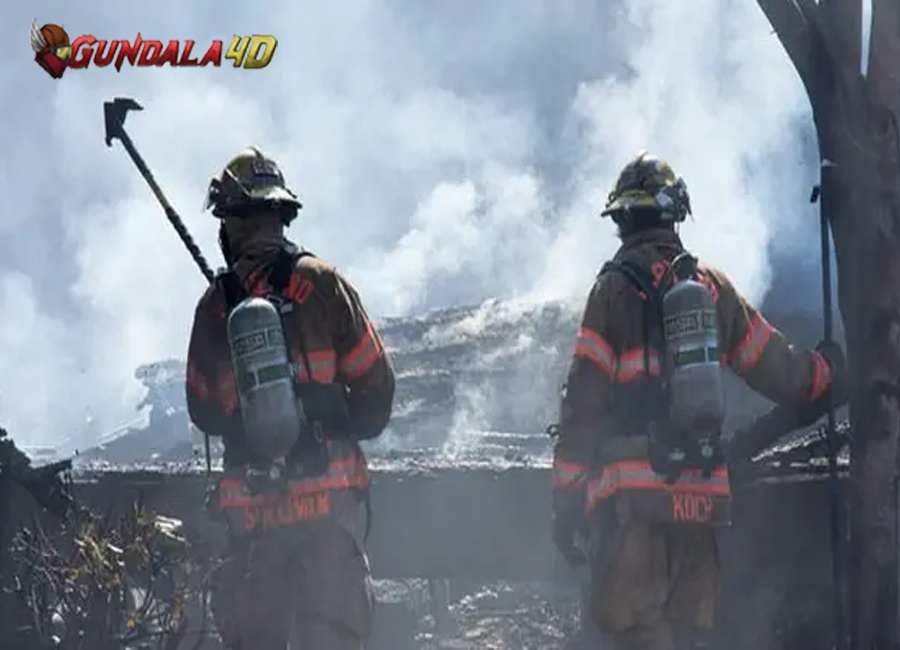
662;277;726;440
227;296;302;461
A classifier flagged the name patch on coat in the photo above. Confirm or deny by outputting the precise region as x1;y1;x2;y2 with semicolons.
671;491;713;523
240;491;331;533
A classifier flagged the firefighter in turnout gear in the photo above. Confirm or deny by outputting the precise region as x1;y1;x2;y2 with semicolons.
551;152;848;649
186;147;395;650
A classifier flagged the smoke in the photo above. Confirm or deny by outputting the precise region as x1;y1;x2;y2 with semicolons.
531;1;816;303
0;0;817;449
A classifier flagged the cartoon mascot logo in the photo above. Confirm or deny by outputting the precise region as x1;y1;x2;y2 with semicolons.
30;19;71;79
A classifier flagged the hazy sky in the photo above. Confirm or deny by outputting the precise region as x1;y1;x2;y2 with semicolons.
1;0;823;447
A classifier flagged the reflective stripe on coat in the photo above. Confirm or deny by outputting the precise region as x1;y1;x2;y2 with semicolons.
218;439;369;535
586;459;732;526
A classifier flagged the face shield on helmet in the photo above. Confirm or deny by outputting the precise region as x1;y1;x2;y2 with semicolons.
204;146;302;223
601;151;692;225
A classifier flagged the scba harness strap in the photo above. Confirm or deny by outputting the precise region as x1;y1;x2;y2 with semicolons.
215;243;373;543
598;253;721;481
599;258;662;386
215;242;317;402
214;241;308;312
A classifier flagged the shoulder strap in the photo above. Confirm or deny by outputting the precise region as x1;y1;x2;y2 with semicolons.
269;242;305;294
601;260;660;303
269;242;324;297
599;259;663;376
268;241;320;384
213;242;311;312
214;269;247;312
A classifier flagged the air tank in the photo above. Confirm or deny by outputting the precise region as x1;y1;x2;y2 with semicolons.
227;296;302;461
662;278;726;440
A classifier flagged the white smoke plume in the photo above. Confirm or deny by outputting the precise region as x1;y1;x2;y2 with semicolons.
0;0;816;449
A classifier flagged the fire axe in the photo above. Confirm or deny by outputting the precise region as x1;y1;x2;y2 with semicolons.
103;97;216;476
103;97;215;283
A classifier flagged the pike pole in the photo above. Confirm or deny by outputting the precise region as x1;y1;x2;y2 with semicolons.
812;182;846;650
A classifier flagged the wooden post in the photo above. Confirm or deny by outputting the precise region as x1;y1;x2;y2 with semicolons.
758;0;900;647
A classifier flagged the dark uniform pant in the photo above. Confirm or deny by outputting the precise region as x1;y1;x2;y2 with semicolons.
210;522;373;650
587;522;719;650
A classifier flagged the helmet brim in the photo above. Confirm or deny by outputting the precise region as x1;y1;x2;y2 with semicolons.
600;193;658;217
244;184;302;208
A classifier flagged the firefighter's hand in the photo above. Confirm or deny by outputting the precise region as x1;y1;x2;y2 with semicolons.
797;341;849;427
552;509;586;567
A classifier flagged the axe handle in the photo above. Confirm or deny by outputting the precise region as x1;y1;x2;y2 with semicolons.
116;130;215;284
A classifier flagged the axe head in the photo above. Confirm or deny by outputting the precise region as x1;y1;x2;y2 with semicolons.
104;97;143;147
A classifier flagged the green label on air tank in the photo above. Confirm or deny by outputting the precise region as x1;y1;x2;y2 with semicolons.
673;346;719;367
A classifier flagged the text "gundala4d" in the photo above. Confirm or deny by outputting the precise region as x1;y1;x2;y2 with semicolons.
69;34;277;71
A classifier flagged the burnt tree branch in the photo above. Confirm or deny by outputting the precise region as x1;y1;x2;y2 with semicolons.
759;0;900;648
9;503;205;649
756;0;817;93
868;0;900;114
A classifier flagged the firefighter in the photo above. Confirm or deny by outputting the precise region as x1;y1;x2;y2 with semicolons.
185;147;395;650
551;151;848;650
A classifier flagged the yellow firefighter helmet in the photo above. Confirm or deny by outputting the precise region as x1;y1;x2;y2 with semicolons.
204;147;302;223
601;151;692;223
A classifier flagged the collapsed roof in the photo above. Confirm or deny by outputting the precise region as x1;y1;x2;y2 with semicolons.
77;297;841;470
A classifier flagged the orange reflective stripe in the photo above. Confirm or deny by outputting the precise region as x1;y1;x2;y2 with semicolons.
650;262;667;287
219;455;370;509
574;327;615;376
186;357;209;401
730;313;774;375
552;458;589;489
615;348;661;383
295;349;337;383
339;322;383;379
219;475;368;508
809;350;831;400
585;461;731;512
246;269;268;297
285;274;314;304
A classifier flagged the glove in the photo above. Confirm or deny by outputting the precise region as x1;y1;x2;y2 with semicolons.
796;340;848;427
795;340;848;428
552;502;586;567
